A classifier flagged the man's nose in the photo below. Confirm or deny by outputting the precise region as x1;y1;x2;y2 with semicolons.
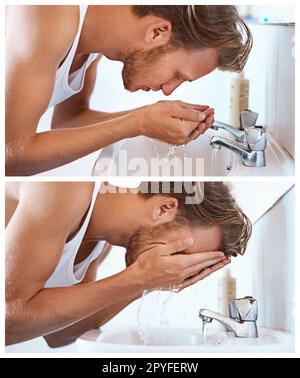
161;81;184;96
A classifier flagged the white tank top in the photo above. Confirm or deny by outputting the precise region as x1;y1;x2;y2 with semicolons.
47;5;99;108
45;182;104;288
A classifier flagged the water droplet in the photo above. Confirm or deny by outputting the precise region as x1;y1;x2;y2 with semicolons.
167;144;177;158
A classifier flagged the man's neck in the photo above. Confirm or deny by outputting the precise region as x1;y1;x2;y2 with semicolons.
78;5;136;60
84;188;135;248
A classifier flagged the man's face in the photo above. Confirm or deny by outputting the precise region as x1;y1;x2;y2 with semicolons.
122;45;219;96
126;223;222;266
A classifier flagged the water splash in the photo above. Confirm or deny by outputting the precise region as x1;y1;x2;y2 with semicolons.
149;139;160;159
167;144;177;158
137;286;178;345
159;286;178;326
137;290;151;345
182;144;188;159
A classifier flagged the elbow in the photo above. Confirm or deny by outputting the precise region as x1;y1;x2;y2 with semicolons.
5;140;37;176
6;142;28;176
5;303;25;345
44;334;77;349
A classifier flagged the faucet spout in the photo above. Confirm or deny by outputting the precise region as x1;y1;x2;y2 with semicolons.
210;136;266;167
199;309;258;338
211;121;245;143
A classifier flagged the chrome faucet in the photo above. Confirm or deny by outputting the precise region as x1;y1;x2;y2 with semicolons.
210;126;266;167
199;296;258;338
211;110;259;142
210;111;266;167
211;121;245;143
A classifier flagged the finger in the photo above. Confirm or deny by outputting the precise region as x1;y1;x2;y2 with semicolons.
196;122;208;135
178;272;205;291
175;101;210;112
194;257;231;277
171;106;207;123
202;257;231;275
187;115;214;141
171;119;201;143
173;251;225;268
159;237;194;256
187;123;202;141
179;258;231;291
189;123;206;140
203;107;215;116
183;256;227;278
188;128;201;141
204;114;214;129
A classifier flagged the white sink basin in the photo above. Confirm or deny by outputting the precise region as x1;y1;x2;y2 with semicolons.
76;326;294;353
92;128;294;177
92;128;232;177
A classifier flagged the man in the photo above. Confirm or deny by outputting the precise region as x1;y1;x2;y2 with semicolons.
5;5;252;175
5;181;251;347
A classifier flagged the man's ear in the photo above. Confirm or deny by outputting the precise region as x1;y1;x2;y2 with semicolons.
144;20;172;46
152;197;178;224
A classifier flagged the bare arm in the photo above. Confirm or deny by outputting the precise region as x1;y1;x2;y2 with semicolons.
51;56;144;129
5;183;143;344
44;245;139;348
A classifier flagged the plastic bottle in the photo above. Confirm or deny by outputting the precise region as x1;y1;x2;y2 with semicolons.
229;72;249;129
218;269;236;316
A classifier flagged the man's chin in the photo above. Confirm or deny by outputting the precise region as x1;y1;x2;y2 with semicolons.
124;84;141;93
123;83;137;92
122;79;145;92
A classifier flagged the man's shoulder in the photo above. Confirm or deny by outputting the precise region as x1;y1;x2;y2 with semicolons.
19;182;95;221
6;5;80;60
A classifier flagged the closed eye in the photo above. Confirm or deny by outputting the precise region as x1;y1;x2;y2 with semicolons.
175;73;192;82
175;73;184;81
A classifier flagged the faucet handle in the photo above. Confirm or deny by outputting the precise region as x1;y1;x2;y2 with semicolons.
245;126;267;151
229;296;258;322
239;110;259;129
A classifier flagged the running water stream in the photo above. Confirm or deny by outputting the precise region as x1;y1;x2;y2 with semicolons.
137;286;179;345
210;148;219;176
201;319;208;345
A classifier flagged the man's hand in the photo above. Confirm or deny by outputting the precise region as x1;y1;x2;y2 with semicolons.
176;256;230;292
130;238;228;291
134;100;214;145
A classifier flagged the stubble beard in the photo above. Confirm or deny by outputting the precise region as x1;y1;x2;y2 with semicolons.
122;44;174;91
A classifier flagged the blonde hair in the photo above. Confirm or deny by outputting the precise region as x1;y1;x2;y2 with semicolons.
138;182;252;257
132;5;252;72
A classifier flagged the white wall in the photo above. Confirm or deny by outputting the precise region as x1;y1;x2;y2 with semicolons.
244;23;295;158
244;187;295;331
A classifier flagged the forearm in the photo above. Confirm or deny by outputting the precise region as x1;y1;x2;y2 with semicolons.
44;296;138;348
6;111;140;176
6;267;143;345
52;106;146;129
